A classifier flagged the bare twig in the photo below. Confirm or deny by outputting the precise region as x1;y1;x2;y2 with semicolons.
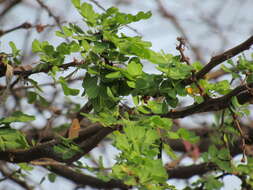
156;0;204;62
0;165;33;190
0;22;32;37
229;107;246;162
0;0;22;18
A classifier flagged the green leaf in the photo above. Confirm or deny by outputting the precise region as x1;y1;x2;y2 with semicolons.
192;61;203;71
27;91;37;104
18;163;33;171
231;96;242;108
81;40;90;51
9;41;20;57
135;11;152;20
53;140;82;160
57;42;71;55
105;71;123;79
135;78;149;89
0;111;35;123
80;2;98;25
221;64;232;73
137;106;151;114
48;173;57;183
69;41;80;52
92;41;108;54
177;128;199;143
0;127;30;150
42;45;55;56
71;0;80;8
59;77;80;96
55;31;66;38
82;75;100;98
167;131;179;139
204;176;223;190
146;100;168;114
32;39;41;53
163;144;178;160
38;95;50;107
107;87;120;102
127;61;143;76
132;96;139;106
149;116;172;130
62;26;73;37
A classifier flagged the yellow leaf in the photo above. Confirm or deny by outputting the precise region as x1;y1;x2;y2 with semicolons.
186;87;193;94
68;118;80;139
186;87;199;95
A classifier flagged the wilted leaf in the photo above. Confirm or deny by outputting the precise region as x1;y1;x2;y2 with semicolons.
68;118;80;139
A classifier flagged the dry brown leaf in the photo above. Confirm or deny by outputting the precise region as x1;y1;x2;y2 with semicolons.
5;64;13;79
68;118;80;139
14;65;33;72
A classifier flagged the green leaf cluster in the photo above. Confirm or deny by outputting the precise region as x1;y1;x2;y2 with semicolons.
0;127;29;151
112;125;169;189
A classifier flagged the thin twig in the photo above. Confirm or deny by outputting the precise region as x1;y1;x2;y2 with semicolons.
0;22;32;37
176;37;206;97
229;107;246;162
156;0;204;62
0;0;21;18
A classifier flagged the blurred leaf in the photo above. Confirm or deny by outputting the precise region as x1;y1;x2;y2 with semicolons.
127;61;143;77
106;71;122;79
71;0;80;8
27;91;37;104
32;39;41;53
59;77;80;96
68;118;80;139
0;111;35;124
9;41;20;57
48;173;57;183
80;2;99;25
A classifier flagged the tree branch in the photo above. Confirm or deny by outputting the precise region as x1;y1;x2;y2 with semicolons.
183;35;253;85
0;22;32;37
167;163;216;179
0;126;113;164
161;82;253;119
0;60;83;78
0;164;33;190
0;0;22;18
50;165;129;190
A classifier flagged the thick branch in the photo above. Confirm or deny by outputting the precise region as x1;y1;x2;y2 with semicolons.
50;165;129;190
161;82;253;119
66;127;114;163
167;163;216;179
0;126;113;163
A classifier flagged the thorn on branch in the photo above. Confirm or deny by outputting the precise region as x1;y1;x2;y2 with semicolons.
176;37;190;65
176;37;208;98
